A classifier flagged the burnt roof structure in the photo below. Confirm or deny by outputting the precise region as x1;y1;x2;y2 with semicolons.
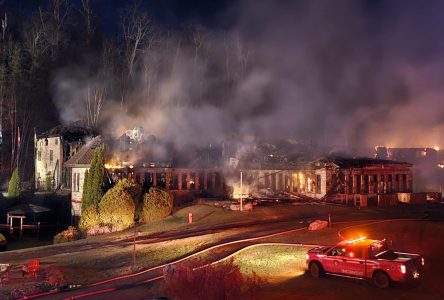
320;156;412;168
38;122;94;142
65;136;103;167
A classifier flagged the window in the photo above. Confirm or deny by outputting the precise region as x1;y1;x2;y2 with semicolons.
346;246;362;258
73;173;80;192
38;151;41;161
45;138;48;146
50;150;53;162
328;247;346;256
55;138;58;145
73;173;77;192
316;175;321;194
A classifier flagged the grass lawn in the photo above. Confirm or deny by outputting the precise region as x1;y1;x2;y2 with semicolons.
230;244;310;283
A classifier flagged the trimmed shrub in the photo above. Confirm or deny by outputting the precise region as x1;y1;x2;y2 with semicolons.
99;183;135;231
141;187;173;222
7;167;21;198
115;179;143;221
0;233;6;251
53;226;82;244
163;259;263;300
79;204;101;232
115;179;142;203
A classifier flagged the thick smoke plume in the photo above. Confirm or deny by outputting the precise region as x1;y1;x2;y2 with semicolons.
52;0;444;154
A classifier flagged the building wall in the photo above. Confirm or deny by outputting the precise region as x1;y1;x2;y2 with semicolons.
71;167;89;216
35;137;63;189
106;167;227;196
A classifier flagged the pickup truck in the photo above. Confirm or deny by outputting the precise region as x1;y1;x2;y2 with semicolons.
306;237;424;288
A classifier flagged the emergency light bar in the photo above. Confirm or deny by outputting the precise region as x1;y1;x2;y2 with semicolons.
345;236;367;244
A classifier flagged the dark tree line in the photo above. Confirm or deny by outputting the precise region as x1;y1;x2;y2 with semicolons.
0;0;251;185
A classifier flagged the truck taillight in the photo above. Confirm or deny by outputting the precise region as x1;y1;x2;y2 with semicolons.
421;257;425;266
400;265;406;274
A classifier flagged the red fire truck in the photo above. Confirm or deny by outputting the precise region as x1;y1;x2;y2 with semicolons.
306;237;424;288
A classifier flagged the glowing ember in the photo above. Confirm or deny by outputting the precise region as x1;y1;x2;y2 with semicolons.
232;183;252;199
105;159;125;169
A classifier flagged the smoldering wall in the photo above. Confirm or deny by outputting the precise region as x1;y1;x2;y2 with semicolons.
52;0;444;154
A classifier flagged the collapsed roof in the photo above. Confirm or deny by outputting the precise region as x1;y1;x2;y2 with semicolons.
38;121;94;143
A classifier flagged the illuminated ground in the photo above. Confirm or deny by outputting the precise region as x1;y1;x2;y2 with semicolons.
254;220;444;300
86;220;444;300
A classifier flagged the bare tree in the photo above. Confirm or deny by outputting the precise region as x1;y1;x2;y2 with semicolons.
190;24;211;102
85;82;105;128
1;13;6;41
38;0;71;59
85;41;115;128
233;34;250;80
80;0;95;47
22;14;50;67
120;1;153;110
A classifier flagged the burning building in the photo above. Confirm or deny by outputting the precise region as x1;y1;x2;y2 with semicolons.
34;123;93;190
56;126;418;219
374;146;444;192
229;157;413;207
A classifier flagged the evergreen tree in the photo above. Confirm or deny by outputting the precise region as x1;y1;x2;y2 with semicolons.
82;147;104;208
90;147;105;205
81;169;90;207
7;167;21;198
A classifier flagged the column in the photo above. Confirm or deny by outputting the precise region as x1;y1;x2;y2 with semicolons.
166;171;172;190
290;174;295;192
153;172;157;187
186;173;191;190
178;172;183;190
195;172;200;190
360;174;365;194
352;173;357;194
203;171;208;190
406;174;412;192
376;174;381;194
399;173;404;192
212;173;216;190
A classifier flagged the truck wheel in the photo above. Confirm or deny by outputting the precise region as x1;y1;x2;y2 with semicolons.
309;262;324;278
373;271;391;289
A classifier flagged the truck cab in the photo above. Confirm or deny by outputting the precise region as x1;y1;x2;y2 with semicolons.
306;237;424;288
